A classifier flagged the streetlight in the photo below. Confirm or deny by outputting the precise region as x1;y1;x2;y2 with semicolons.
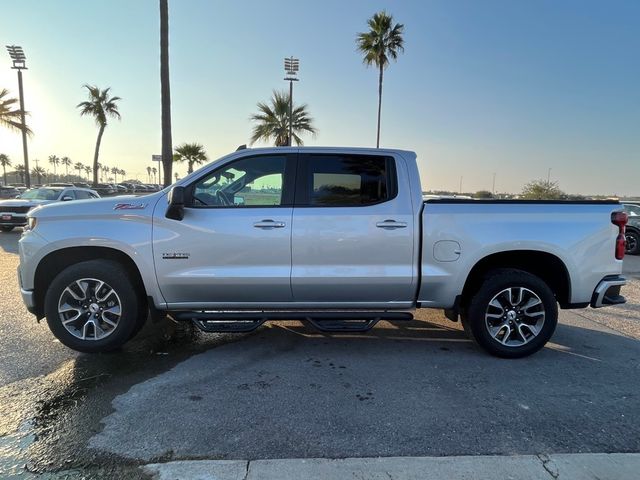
5;45;31;188
283;56;299;147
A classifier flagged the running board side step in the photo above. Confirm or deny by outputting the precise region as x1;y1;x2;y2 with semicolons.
171;311;414;333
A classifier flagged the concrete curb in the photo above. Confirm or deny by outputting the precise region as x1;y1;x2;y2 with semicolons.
143;453;640;480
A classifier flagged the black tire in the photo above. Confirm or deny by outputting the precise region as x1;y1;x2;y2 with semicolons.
463;268;558;358
44;260;141;353
625;230;640;255
1;226;14;232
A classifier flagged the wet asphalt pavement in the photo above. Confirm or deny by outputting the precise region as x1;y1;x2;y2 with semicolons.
1;229;639;479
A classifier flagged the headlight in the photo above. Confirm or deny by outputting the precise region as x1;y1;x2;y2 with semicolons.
24;217;37;231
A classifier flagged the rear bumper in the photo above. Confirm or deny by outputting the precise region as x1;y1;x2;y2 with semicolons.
590;275;626;308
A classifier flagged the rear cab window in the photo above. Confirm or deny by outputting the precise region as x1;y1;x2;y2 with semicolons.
296;154;397;206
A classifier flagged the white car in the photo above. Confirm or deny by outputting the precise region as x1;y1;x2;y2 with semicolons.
0;186;99;232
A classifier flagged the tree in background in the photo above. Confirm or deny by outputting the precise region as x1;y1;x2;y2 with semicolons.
474;190;494;199
77;85;121;187
61;157;72;179
173;143;208;174
146;166;152;182
160;0;173;187
31;166;46;184
356;11;405;148
74;162;85;179
15;164;25;183
0;88;32;134
84;165;92;181
152;167;157;183
250;90;317;146
521;180;566;200
48;155;59;179
0;154;11;185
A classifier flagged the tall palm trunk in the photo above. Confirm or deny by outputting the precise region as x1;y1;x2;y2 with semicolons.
2;166;6;185
160;0;173;188
92;124;105;186
376;64;383;148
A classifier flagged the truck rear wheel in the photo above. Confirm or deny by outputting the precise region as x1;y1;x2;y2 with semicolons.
44;260;141;353
625;231;639;255
462;269;558;358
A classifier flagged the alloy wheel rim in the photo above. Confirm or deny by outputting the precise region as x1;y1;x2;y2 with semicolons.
57;278;122;341
485;287;545;347
626;234;637;253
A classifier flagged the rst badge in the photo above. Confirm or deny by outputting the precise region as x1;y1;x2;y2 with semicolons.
162;252;190;260
114;203;147;210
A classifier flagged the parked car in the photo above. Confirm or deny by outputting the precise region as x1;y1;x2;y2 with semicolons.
1;186;99;231
0;186;20;199
46;182;75;187
94;184;117;196
622;203;640;255
18;147;627;358
73;182;91;189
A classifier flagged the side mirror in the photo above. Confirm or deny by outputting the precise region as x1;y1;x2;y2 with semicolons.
61;196;73;201
166;186;185;220
234;195;245;206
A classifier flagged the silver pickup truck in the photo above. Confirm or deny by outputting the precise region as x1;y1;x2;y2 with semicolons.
18;147;628;358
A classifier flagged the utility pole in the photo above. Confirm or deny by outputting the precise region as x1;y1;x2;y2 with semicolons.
547;168;552;183
283;57;299;146
6;45;30;188
492;172;496;194
459;176;463;194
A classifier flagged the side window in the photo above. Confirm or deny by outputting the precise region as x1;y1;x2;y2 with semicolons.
303;155;395;206
191;155;287;207
75;190;91;200
626;205;640;217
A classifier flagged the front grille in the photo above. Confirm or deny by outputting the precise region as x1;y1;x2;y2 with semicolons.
0;206;31;214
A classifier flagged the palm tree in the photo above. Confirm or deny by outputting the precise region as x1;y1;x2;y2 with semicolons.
151;167;157;183
119;168;126;180
31;166;46;184
110;166;118;184
250;90;317;146
160;0;173;187
48;155;60;180
356;11;405;148
84;165;92;181
0;154;11;185
15;164;25;183
61;157;72;179
146;166;152;182
74;162;84;179
173;143;207;174
77;85;121;186
0;88;32;134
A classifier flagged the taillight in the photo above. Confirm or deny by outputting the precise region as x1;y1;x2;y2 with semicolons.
612;211;628;260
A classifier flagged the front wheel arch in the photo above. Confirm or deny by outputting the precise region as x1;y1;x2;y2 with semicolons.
34;246;148;319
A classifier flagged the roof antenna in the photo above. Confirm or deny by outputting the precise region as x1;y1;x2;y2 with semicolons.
236;144;247;151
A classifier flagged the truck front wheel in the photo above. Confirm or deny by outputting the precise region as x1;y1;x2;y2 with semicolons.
44;260;140;353
462;269;558;358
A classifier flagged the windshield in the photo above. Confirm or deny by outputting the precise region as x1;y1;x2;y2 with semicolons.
19;188;61;201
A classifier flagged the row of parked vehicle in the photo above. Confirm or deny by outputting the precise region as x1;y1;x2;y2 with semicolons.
0;182;162;199
0;182;162;232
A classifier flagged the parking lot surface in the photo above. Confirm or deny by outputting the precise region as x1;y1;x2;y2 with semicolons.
0;230;639;478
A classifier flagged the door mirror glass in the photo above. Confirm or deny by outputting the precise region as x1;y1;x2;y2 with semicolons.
61;195;73;201
166;186;185;220
234;195;245;206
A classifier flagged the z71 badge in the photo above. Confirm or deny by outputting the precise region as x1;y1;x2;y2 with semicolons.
162;252;190;259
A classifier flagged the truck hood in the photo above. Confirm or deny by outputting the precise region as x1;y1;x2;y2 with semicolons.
28;193;164;219
0;198;54;209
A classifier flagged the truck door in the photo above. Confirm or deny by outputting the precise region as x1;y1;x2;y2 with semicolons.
153;153;296;308
290;153;416;306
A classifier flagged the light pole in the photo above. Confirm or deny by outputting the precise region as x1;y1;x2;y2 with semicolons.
547;168;552;183
5;45;30;188
492;172;496;195
283;56;299;147
459;175;463;194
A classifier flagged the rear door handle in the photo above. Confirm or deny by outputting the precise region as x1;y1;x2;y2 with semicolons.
253;219;286;229
376;219;408;229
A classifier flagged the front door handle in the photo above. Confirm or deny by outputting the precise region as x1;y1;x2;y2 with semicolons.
376;219;408;229
253;219;286;229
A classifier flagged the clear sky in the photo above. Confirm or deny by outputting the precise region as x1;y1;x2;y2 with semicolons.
1;0;638;195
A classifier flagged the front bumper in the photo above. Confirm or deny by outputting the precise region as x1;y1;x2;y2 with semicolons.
21;288;37;314
590;275;627;308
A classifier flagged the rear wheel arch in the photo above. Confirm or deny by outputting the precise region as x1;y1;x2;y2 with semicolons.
460;250;571;310
33;246;148;318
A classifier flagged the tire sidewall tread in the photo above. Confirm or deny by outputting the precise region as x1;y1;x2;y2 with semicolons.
44;260;139;353
466;268;558;358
